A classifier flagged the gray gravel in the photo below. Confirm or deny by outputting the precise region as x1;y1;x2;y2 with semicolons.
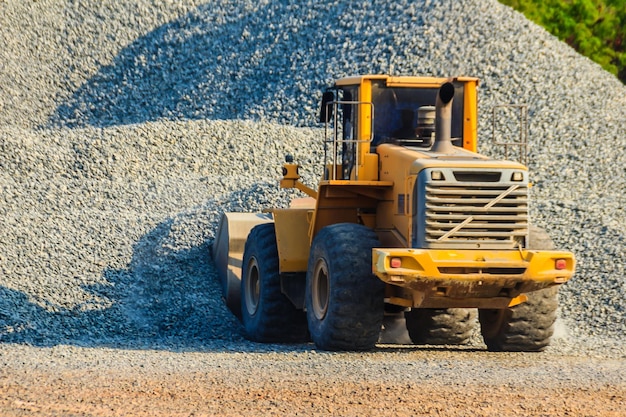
0;0;624;358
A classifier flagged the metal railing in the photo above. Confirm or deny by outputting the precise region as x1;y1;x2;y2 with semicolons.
322;100;374;180
491;104;529;166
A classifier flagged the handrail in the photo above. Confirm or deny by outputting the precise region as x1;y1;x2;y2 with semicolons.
322;100;374;180
491;104;529;166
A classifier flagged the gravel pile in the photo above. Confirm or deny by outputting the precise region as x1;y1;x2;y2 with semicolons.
0;0;624;356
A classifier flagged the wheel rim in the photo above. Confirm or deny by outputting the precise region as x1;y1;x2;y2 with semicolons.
244;257;260;316
312;258;330;320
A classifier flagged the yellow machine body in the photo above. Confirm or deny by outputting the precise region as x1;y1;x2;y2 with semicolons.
213;74;575;314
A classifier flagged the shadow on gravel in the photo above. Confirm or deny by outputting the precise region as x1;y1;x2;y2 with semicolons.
0;215;246;351
49;2;317;128
48;1;400;129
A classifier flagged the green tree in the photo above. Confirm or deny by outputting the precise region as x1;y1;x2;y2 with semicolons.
499;0;626;83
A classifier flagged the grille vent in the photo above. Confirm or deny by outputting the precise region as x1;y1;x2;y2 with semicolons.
453;171;501;182
421;173;528;249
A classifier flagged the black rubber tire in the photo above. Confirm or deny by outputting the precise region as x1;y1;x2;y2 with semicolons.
479;286;559;352
405;308;477;345
306;223;385;351
478;226;559;352
240;223;308;343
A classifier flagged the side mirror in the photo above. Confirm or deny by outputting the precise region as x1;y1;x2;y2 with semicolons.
319;91;335;123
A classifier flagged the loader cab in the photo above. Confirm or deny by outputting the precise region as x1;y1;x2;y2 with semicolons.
319;75;479;180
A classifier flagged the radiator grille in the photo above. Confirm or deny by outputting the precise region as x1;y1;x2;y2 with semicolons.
422;177;528;249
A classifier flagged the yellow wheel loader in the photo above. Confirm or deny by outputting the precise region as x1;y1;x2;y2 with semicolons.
212;75;575;351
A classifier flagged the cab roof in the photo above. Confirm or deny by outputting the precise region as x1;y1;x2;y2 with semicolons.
334;74;479;88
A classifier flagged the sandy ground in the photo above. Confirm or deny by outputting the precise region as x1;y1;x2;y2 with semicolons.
1;344;624;417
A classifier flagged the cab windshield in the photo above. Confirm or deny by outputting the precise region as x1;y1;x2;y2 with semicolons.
370;81;465;147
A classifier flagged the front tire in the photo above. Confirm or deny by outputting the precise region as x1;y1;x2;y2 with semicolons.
306;223;385;351
240;223;308;343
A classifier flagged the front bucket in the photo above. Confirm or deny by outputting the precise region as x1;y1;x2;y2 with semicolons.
212;212;273;317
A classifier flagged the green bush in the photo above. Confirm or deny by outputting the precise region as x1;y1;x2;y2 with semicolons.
499;0;626;83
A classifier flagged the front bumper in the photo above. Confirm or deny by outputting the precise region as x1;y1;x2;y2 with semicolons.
372;248;575;308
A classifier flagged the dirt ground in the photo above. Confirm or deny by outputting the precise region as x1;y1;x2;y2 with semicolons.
1;372;623;417
2;373;625;417
1;345;624;417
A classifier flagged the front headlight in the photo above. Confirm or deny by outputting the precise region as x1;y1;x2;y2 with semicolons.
431;170;444;181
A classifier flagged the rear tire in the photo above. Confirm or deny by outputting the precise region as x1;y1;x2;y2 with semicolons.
306;223;385;351
478;226;559;352
479;286;558;352
405;308;476;345
240;223;308;343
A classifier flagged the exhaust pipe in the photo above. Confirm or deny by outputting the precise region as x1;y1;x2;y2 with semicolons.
431;82;455;154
